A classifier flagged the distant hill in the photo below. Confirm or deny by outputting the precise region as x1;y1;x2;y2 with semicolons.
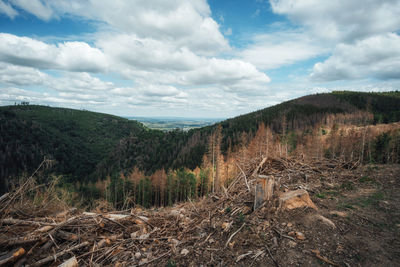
0;105;145;193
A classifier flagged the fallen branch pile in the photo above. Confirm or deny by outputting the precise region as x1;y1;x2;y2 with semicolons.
0;157;354;266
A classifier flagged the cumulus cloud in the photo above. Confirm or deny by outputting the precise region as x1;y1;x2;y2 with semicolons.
269;0;400;42
0;0;274;116
48;72;114;92
311;33;400;81
238;30;327;70
6;0;228;56
0;62;48;86
182;58;270;87
0;33;108;72
97;34;203;72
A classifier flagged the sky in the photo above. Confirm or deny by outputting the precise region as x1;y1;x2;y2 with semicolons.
0;0;399;118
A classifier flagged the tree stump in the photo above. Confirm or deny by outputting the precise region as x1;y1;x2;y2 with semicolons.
254;175;275;210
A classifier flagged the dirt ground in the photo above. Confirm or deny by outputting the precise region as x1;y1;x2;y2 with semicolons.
251;164;400;267
166;163;400;267
0;162;399;266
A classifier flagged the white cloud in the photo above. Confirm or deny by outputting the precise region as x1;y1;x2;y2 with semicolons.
0;62;48;86
0;62;114;94
0;0;284;117
7;0;227;56
269;0;400;42
0;33;109;72
238;30;327;70
181;58;270;87
311;33;400;81
11;0;54;21
0;0;18;18
48;72;114;92
97;34;202;72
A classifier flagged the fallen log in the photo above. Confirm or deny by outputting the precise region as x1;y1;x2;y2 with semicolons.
28;241;89;267
1;218;57;227
0;235;42;246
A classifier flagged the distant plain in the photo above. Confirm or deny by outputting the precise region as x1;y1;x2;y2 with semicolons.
127;116;223;131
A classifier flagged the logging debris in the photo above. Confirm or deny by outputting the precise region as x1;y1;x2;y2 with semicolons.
1;157;399;266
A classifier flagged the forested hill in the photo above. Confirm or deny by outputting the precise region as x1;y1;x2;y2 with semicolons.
96;91;400;179
0;105;145;193
1;91;400;194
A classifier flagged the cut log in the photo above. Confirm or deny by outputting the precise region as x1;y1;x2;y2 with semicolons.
58;256;78;267
279;189;318;211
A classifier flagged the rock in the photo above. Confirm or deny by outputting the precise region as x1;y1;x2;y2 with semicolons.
295;232;306;240
135;252;141;259
288;231;305;240
181;248;189;256
279;189;318;210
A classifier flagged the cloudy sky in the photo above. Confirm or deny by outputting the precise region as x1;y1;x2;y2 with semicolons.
0;0;399;118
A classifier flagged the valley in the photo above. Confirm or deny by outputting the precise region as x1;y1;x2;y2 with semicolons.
127;116;223;131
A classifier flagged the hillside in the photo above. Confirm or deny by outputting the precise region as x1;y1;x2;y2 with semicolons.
0;105;145;193
97;91;400;178
1;91;399;199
